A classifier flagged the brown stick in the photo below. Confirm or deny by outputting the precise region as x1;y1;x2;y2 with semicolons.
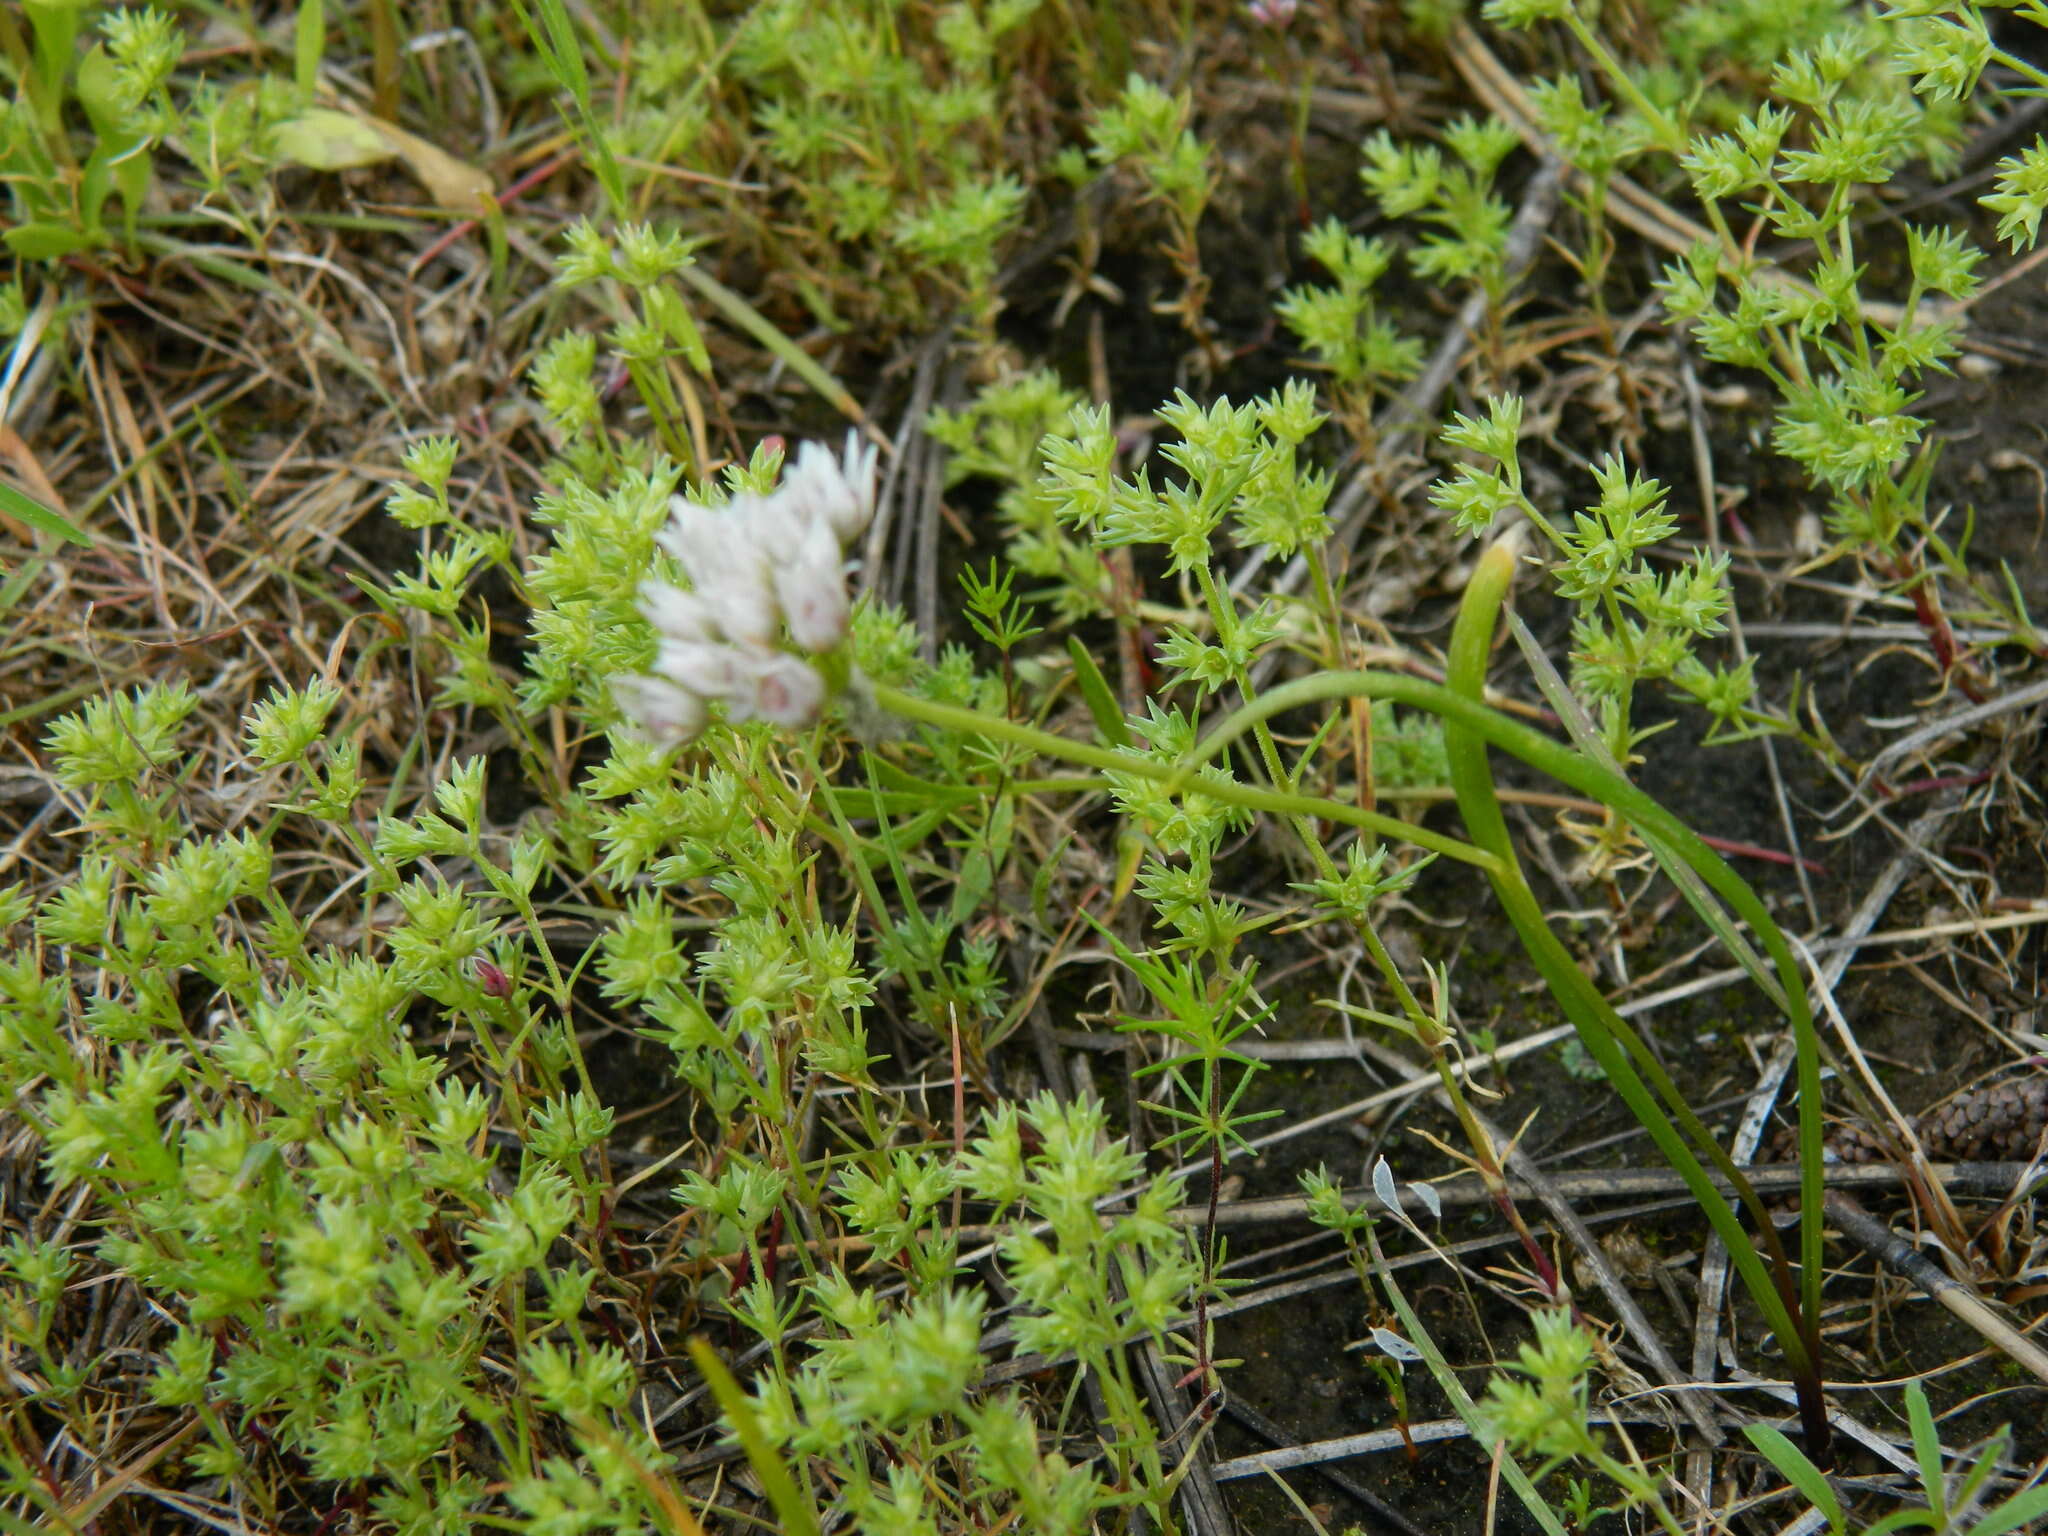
1823;1189;2048;1387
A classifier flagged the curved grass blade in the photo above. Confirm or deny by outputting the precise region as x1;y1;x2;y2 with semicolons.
0;480;90;546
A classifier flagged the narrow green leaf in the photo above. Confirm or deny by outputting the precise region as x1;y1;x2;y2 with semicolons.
1964;1483;2048;1536
4;223;96;261
1743;1423;1845;1534
294;0;325;97
685;1339;821;1536
677;264;864;424
0;557;44;616
1031;829;1074;930
503;0;628;211
1434;539;1822;1426
1503;606;1786;1012
1367;1223;1570;1536
1906;1379;1947;1525
1067;635;1130;746
0;481;90;545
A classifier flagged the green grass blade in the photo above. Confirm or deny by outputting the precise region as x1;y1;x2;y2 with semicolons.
0;480;90;545
1503;605;1787;1014
1742;1422;1845;1534
1434;538;1829;1452
685;1338;821;1536
1907;1379;1947;1525
676;264;864;425
503;0;628;212
1964;1483;2048;1536
293;0;324;97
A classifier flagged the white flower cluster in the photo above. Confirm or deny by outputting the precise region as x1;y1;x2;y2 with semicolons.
613;431;878;750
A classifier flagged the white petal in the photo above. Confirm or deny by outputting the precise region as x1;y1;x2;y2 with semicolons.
773;515;851;653
728;652;825;728
654;639;747;698
641;581;718;644
610;674;707;750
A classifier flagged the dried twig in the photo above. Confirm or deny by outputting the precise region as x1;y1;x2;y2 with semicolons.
1822;1190;2048;1387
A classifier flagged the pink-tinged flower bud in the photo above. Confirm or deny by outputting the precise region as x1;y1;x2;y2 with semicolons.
774;513;851;653
727;652;825;728
833;429;879;542
611;673;709;750
781;433;879;548
473;957;512;998
640;581;718;644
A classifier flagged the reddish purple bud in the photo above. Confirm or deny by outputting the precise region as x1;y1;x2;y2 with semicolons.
474;958;512;998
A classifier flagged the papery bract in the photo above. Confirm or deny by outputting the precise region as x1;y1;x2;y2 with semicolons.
654;639;749;699
660;501;782;650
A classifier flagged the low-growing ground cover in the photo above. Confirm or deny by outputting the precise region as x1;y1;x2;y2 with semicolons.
3;2;2048;1533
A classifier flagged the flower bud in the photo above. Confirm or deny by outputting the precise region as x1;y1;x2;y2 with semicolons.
473;957;512;999
774;513;852;653
610;674;709;749
728;652;825;728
